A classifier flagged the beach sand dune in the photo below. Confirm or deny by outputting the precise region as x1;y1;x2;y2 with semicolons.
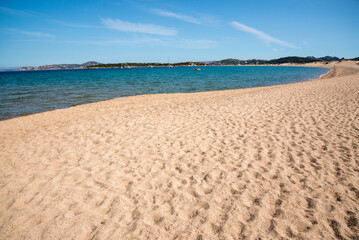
1;61;358;239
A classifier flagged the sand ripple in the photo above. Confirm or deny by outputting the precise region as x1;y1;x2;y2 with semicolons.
1;62;359;239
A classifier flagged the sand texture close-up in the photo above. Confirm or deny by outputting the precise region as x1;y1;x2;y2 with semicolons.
1;61;359;239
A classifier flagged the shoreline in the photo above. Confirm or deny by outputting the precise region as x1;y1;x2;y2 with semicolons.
0;65;332;122
1;61;358;239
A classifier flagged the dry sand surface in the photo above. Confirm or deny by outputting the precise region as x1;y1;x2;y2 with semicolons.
1;61;359;239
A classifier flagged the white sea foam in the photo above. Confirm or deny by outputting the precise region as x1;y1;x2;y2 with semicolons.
319;68;333;78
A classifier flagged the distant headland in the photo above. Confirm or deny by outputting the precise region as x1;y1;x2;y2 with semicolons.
13;56;359;71
15;61;101;71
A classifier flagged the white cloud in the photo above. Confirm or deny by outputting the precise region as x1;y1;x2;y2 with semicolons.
230;21;298;49
152;9;201;24
7;28;54;38
101;18;177;36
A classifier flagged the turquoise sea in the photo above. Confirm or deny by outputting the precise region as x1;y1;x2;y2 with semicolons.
0;66;329;120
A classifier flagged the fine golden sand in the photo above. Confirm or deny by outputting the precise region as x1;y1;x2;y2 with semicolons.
1;61;358;239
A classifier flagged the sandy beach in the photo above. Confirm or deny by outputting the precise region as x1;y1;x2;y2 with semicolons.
1;61;358;239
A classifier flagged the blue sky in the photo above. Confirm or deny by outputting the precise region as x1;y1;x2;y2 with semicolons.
0;0;358;67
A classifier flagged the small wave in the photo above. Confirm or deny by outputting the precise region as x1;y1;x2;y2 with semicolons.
319;69;333;78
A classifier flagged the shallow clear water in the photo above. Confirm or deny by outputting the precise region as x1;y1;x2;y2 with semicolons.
0;66;329;120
